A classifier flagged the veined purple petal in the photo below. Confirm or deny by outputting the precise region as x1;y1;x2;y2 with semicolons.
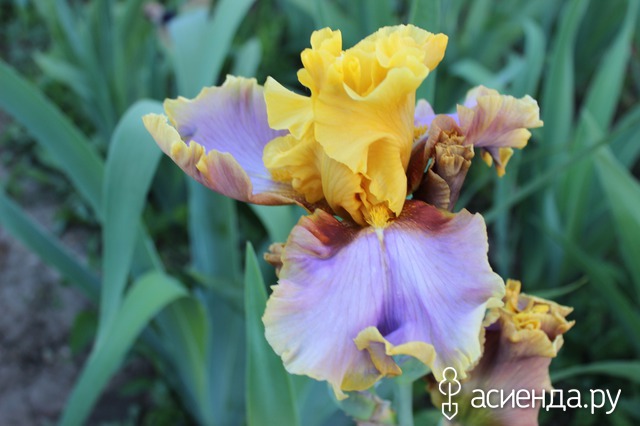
458;86;542;150
143;76;302;205
263;201;504;398
457;85;543;176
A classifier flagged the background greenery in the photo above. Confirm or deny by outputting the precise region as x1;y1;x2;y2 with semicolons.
0;0;639;425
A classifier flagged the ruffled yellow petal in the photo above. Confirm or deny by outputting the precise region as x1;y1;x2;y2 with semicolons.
263;77;313;139
298;28;343;94
320;156;368;225
263;25;448;226
355;24;447;81
365;139;408;216
500;279;575;356
263;132;324;204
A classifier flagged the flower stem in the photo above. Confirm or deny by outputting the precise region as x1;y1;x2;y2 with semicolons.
395;380;414;426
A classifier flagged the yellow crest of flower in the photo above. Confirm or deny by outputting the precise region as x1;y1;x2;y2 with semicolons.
263;25;448;226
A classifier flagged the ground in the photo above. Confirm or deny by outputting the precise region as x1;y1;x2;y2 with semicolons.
0;172;88;424
0;170;161;425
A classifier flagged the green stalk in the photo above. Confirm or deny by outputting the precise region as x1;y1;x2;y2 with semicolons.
395;381;414;426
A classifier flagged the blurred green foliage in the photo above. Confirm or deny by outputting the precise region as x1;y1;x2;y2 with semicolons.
0;0;639;425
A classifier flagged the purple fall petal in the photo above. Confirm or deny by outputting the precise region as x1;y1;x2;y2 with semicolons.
143;76;302;205
263;200;504;398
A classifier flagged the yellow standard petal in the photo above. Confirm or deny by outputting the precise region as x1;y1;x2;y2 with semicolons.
263;25;448;226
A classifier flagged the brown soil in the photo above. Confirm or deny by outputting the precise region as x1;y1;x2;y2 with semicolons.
0;192;89;424
0;133;160;425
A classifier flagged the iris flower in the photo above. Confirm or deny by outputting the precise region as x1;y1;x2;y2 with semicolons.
427;280;574;426
143;25;543;398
